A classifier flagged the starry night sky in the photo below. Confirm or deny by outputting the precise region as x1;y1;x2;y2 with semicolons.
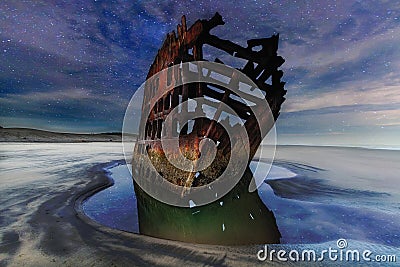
1;1;399;146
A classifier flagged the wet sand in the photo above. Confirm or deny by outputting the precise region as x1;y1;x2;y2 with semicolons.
0;143;280;266
1;143;397;266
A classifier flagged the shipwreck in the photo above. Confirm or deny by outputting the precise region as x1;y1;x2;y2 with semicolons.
131;12;286;245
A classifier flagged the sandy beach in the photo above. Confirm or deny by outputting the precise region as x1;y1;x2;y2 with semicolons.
0;142;279;267
1;142;398;266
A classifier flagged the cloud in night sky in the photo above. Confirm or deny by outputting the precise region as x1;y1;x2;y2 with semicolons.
0;0;400;146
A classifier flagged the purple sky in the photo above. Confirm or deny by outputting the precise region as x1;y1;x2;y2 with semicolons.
1;0;400;146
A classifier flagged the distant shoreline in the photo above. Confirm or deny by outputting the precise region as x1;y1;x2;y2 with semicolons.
1;127;399;151
273;144;400;151
0;127;136;143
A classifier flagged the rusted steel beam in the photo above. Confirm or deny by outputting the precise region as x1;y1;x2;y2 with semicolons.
147;13;224;80
204;34;282;66
139;12;286;168
202;87;251;119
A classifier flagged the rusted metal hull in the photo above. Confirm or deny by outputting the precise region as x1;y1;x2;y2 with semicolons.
132;13;285;244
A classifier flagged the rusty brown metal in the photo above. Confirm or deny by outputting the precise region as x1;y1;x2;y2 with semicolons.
136;12;286;186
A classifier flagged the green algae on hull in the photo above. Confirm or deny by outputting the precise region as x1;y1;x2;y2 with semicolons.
134;168;281;245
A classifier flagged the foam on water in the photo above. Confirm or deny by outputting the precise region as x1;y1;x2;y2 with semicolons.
250;161;297;180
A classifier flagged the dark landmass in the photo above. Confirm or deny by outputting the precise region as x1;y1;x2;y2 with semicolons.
0;127;136;142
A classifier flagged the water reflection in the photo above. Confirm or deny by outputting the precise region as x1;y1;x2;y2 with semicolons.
134;167;281;245
82;164;139;233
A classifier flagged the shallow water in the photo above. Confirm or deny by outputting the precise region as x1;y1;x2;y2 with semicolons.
82;164;139;233
82;163;291;235
82;146;400;247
